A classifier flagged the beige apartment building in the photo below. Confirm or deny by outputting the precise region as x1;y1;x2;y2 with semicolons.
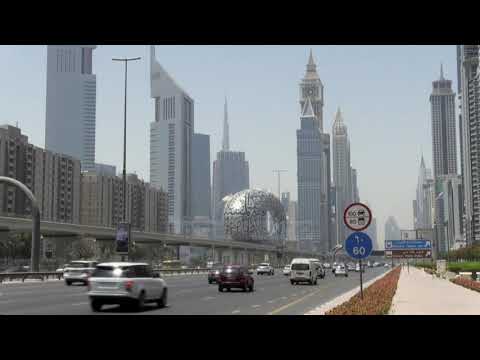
80;171;168;233
0;125;81;223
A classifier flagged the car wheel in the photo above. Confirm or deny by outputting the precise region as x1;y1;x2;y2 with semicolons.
249;283;254;292
66;281;72;286
218;285;224;292
136;291;146;311
314;278;318;285
345;274;348;277
157;288;168;308
208;280;212;284
243;283;248;292
227;287;231;292
90;300;102;312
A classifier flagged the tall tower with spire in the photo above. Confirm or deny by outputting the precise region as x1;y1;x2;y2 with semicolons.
430;64;457;178
299;49;325;132
430;64;457;253
332;107;353;244
212;97;250;240
223;97;230;151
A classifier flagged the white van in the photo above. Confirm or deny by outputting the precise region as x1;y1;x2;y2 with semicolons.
290;258;317;285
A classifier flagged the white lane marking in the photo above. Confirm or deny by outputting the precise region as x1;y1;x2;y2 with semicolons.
72;302;88;306
0;300;13;304
232;310;241;314
281;296;288;300
252;305;261;308
202;296;215;301
292;293;298;297
175;289;194;295
267;300;276;304
66;293;89;297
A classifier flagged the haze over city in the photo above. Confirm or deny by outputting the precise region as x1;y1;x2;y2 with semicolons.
0;45;458;247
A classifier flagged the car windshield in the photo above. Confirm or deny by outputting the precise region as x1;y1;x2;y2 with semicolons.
291;263;309;271
67;262;90;268
91;266;131;278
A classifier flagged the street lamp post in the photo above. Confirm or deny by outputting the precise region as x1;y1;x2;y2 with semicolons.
113;56;141;262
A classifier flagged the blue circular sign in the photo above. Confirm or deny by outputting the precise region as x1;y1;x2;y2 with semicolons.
345;232;373;260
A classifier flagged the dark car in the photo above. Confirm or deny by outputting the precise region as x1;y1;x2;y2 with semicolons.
218;265;254;292
208;265;223;284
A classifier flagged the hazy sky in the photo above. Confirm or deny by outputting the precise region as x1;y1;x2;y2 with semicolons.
0;45;458;247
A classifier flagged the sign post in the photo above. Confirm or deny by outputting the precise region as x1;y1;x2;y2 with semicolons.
343;202;373;300
345;232;373;299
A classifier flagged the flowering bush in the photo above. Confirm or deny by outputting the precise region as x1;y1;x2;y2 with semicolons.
451;276;480;293
326;267;401;315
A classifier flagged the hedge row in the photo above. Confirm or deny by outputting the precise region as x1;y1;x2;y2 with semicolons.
451;276;480;293
326;266;401;315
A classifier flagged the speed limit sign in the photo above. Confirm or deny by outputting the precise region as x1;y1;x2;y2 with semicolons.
344;202;372;232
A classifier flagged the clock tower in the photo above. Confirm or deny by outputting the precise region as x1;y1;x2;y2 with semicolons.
299;49;324;132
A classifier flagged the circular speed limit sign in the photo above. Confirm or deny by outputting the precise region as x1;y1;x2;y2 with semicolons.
343;202;372;232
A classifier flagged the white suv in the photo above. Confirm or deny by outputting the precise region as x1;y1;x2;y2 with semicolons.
256;263;274;275
64;261;98;286
87;262;168;312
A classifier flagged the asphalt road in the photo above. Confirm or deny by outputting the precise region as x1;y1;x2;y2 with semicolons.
0;267;388;315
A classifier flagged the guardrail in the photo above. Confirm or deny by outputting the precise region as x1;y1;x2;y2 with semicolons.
0;272;63;283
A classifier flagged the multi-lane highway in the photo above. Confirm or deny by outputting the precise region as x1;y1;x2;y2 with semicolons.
0;267;387;315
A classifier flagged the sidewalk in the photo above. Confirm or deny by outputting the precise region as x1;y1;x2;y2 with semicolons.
390;266;480;315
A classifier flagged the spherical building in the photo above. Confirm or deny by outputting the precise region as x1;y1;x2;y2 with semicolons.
223;189;287;243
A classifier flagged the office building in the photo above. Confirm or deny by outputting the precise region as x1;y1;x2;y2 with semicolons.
95;163;116;177
459;45;480;243
414;155;435;230
80;171;167;233
192;133;211;218
332;108;353;245
296;51;332;254
0;125;81;223
45;45;97;172
212;98;250;239
438;174;464;251
385;216;401;242
150;46;193;234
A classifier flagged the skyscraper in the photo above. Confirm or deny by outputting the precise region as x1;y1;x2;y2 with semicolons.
414;155;434;230
351;168;360;203
460;45;480;244
212;98;250;239
45;45;97;172
150;46;194;234
192;133;211;218
332;108;353;245
296;51;332;254
430;65;457;178
385;216;401;243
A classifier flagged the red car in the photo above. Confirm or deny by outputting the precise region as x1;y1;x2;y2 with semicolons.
218;265;254;292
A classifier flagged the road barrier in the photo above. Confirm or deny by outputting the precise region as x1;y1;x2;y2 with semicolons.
0;271;63;283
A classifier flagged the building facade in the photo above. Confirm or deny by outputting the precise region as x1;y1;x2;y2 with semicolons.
459;45;480;244
45;45;97;172
332;108;353;245
95;163;116;177
385;216;401;243
0;125;81;223
414;155;435;230
150;46;193;234
212;97;250;240
296;51;332;254
438;174;464;251
192;133;211;218
80;171;168;233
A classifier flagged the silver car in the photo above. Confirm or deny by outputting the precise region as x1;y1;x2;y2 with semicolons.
87;262;168;312
334;264;348;277
64;261;98;285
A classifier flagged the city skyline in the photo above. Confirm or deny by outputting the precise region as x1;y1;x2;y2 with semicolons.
0;45;458;247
